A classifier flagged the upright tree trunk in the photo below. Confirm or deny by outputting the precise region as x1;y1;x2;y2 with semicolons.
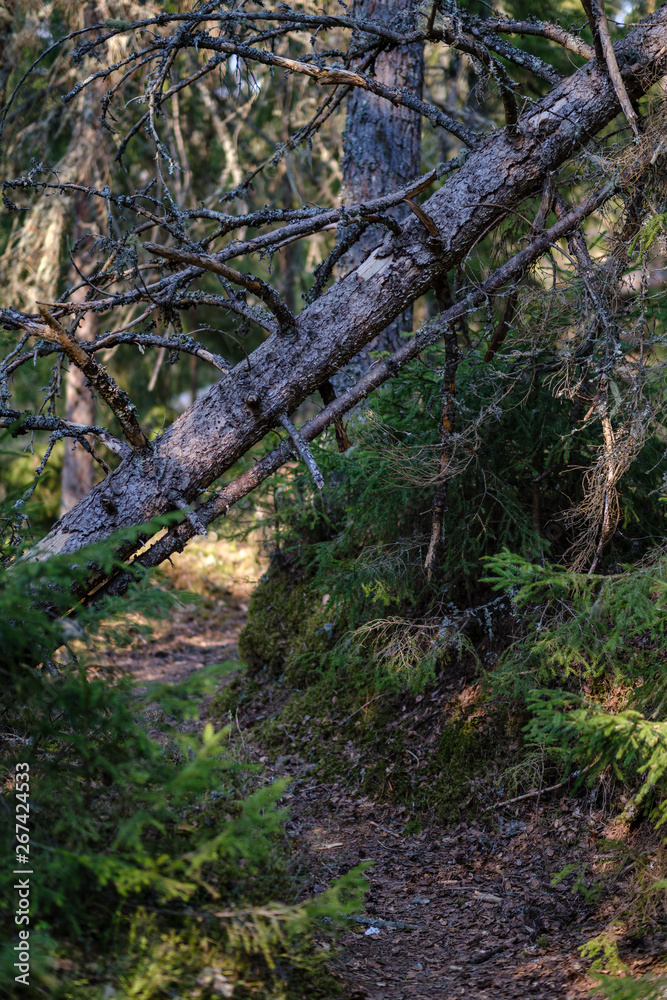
60;311;97;515
59;5;109;514
59;190;100;515
338;0;423;384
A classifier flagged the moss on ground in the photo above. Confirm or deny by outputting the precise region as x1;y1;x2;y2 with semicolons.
234;565;526;827
237;567;343;686
241;665;526;826
213;674;262;716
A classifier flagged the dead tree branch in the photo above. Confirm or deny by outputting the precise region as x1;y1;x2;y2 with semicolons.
35;308;149;451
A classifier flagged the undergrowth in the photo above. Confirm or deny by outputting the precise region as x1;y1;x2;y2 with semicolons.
228;344;667;994
0;518;366;999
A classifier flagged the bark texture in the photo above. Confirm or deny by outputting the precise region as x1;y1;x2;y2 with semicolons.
340;0;424;373
32;7;667;570
424;284;458;580
60;312;96;515
59;6;109;513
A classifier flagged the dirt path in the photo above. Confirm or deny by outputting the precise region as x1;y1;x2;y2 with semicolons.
231;738;603;1000
101;598;247;687
108;592;662;1000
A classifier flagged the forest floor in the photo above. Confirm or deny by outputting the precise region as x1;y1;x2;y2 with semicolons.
100;542;667;1000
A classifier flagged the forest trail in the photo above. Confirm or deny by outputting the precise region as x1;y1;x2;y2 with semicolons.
104;586;655;1000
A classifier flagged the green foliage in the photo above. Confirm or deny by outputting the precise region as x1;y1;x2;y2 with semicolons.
498;740;568;800
0;515;177;673
582;930;631;976
139;660;241;721
631;212;667;257
241;334;666;697
238;569;333;682
303;350;558;603
592;974;667;1000
551;861;604;905
479;546;667;995
527;695;667;825
483;549;667;694
256;661;510;825
0;526;366;998
430;715;498;822
482;548;667;831
236;341;667;839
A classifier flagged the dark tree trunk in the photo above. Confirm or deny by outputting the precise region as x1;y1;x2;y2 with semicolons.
337;0;424;385
424;280;459;580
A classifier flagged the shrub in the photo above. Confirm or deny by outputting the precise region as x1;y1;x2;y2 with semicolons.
0;518;366;998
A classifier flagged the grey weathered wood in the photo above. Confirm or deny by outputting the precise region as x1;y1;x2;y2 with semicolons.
92;171;641;603
31;7;667;571
340;0;424;366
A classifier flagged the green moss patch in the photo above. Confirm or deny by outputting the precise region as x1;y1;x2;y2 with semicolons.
238;663;525;827
237;569;339;685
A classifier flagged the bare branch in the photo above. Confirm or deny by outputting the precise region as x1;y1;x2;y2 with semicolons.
143;243;297;335
278;412;325;491
194;35;478;147
0;413;129;457
584;0;641;139
484;18;595;60
94;158;647;597
35;308;149;450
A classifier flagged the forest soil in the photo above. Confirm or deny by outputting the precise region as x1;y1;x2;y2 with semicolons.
105;583;667;1000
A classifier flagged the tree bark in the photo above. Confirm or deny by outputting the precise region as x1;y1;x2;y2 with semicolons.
424;319;458;580
59;5;108;514
339;0;424;381
29;7;667;576
60;193;99;515
60;311;97;515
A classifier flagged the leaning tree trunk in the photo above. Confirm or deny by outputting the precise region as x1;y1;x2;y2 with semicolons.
338;0;424;384
26;9;667;587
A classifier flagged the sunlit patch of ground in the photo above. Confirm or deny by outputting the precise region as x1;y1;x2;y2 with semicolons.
66;534;266;685
156;531;265;600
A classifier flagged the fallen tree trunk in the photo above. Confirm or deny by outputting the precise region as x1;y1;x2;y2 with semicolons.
28;6;667;582
94;169;637;602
